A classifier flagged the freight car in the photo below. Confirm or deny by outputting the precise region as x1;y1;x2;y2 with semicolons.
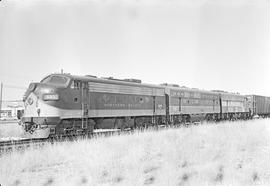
247;95;270;117
21;73;251;137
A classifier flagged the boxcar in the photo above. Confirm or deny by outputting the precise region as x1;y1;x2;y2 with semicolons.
247;95;270;117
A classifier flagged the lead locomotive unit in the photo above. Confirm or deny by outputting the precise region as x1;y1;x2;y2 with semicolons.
21;73;165;137
21;73;254;138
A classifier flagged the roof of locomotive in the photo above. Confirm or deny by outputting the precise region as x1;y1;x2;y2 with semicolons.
51;73;165;89
45;73;245;97
218;91;247;99
168;86;220;95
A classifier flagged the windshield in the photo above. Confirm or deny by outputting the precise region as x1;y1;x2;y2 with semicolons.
41;75;70;87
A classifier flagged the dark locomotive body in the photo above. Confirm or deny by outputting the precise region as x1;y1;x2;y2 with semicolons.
166;87;221;123
21;73;266;137
220;92;250;120
22;74;167;136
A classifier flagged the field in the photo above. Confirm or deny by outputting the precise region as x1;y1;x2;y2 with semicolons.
1;119;270;186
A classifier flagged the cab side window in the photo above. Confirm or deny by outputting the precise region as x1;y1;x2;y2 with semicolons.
71;80;81;90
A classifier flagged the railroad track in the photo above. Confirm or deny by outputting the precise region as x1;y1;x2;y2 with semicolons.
0;128;133;153
0;122;203;153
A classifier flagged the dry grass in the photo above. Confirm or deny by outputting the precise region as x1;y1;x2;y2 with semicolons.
1;119;270;186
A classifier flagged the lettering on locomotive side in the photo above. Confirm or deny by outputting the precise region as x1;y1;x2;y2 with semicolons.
170;90;205;99
170;90;186;97
104;103;142;108
104;103;126;108
91;92;165;110
103;103;164;109
201;94;218;99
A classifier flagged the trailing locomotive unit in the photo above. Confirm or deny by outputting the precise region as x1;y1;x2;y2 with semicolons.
21;73;250;137
165;88;249;123
165;86;221;123
220;92;250;120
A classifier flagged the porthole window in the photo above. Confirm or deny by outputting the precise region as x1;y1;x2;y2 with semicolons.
74;98;78;102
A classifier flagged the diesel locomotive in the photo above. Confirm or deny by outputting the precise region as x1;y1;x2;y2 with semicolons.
20;73;267;138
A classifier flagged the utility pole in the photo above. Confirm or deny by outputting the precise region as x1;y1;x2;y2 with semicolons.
0;82;2;119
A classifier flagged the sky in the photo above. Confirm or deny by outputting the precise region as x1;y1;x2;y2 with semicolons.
0;0;270;100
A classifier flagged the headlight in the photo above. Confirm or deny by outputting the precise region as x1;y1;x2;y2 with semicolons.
43;94;59;101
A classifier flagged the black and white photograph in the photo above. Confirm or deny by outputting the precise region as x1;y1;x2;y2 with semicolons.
0;0;270;185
